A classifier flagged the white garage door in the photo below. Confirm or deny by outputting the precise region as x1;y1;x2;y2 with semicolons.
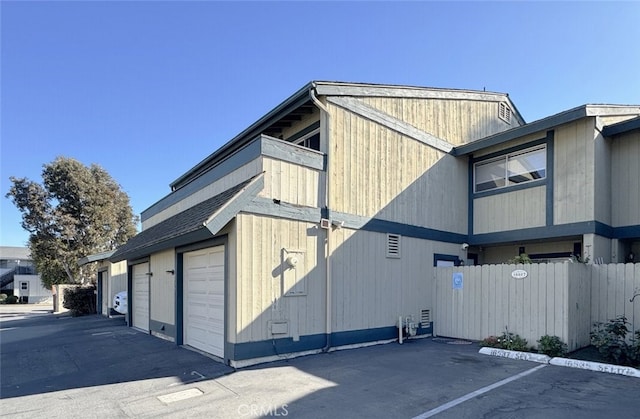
132;263;150;332
184;246;225;358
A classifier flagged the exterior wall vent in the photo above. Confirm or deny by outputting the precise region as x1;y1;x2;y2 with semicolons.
421;309;431;325
498;102;512;124
386;234;401;258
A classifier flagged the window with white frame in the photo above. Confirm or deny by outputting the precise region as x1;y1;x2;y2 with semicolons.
474;145;546;193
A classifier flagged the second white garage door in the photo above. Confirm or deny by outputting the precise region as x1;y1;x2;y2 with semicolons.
184;246;225;358
132;263;150;332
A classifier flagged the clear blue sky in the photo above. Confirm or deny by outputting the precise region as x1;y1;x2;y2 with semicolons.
1;1;639;247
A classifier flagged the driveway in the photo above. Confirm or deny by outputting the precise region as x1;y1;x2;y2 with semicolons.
1;305;639;418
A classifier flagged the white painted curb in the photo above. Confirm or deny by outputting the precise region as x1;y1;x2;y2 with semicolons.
479;347;550;364
479;347;640;379
550;357;640;378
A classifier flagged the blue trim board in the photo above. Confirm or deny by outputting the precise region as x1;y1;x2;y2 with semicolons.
434;254;462;267
229;324;433;361
175;252;184;346
469;221;613;245
602;116;640;137
545;131;554;226
361;219;467;244
149;320;176;339
470;137;548;163
127;265;133;327
452;105;588;156
468;157;474;238
614;225;640;239
529;252;572;260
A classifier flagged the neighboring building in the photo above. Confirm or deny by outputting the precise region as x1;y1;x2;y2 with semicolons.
0;246;50;303
78;251;127;316
111;81;640;367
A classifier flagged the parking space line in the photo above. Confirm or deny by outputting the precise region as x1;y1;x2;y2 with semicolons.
412;364;547;419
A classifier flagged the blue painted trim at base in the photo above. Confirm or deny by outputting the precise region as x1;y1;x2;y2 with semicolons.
230;323;433;361
150;319;176;339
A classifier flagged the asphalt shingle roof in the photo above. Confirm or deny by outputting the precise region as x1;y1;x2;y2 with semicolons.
110;178;253;262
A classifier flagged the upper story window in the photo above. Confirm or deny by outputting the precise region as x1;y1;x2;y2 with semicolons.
474;145;546;193
293;128;320;151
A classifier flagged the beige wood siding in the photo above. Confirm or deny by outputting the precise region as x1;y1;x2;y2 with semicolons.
235;214;326;344
260;157;322;208
328;103;467;233
611;130;640;227
150;249;175;325
359;97;517;145
473;186;546;234
594;131;612;224
109;261;127;310
330;229;461;333
143;160;263;229
554;119;596;224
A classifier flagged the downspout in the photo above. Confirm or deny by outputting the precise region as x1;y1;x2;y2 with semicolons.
310;84;333;352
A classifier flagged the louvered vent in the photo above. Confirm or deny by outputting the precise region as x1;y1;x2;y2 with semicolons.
498;102;512;124
386;234;401;258
421;309;431;325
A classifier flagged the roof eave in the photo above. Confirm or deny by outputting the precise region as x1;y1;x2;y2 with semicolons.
452;105;591;156
602;116;640;137
170;82;315;190
78;250;116;266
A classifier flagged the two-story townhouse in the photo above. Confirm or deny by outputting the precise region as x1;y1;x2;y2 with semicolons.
111;81;525;366
454;108;640;265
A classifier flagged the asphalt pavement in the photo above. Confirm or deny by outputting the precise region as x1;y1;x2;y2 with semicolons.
1;304;639;418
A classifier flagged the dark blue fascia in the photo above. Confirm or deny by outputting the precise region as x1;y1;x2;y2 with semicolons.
602;116;640;137
228;324;433;361
361;218;467;244
614;225;640;239
452;106;587;156
469;221;614;245
149;320;176;339
545;131;555;226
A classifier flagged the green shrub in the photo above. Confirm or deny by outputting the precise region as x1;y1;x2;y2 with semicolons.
480;335;501;348
5;295;19;304
63;286;96;316
480;328;528;351
537;335;568;357
0;293;7;302
508;253;532;264
590;316;639;367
